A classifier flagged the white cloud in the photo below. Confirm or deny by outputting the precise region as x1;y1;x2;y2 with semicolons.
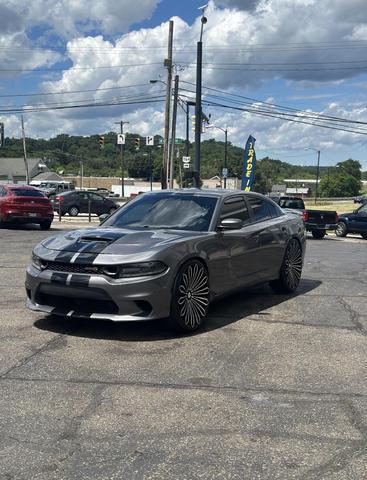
2;0;367;165
3;0;161;37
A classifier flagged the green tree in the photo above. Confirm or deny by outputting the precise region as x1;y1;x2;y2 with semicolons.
336;159;362;181
320;173;360;197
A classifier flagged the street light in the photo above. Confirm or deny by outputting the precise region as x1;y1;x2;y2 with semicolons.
194;5;208;188
150;78;170;189
305;147;321;204
207;124;228;188
115;121;129;197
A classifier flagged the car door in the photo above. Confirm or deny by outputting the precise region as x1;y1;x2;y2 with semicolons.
88;192;106;214
75;191;90;213
246;195;289;282
211;195;263;294
0;186;7;216
350;203;367;232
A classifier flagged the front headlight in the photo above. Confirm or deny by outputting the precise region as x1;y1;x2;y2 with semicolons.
103;261;168;278
31;252;47;270
31;252;42;270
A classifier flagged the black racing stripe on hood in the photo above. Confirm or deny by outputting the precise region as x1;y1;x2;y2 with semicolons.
73;253;99;265
55;251;78;263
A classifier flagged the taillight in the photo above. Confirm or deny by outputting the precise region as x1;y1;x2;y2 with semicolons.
301;210;309;222
55;196;64;202
336;213;339;222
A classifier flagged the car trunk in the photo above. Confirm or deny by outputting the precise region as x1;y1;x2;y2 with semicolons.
306;210;338;223
6;195;53;217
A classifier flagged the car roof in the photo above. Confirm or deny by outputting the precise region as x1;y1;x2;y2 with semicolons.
141;188;267;199
5;184;37;190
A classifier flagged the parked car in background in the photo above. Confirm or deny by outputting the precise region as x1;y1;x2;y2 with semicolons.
0;184;53;230
51;190;119;216
336;202;367;239
86;188;120;198
353;195;367;204
32;181;75;197
26;190;306;332
275;196;338;239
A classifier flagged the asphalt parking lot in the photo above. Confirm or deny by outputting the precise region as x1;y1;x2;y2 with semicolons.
0;226;366;480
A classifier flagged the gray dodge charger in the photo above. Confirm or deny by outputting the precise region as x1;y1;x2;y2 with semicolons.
26;189;306;332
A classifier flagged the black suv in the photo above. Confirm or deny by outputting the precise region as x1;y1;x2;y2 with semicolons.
52;191;119;216
336;202;367;239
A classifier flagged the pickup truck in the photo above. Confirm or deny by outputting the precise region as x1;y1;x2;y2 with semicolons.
336;202;367;239
274;196;339;239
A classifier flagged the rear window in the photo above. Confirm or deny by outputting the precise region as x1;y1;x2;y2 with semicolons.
279;198;305;209
10;189;45;197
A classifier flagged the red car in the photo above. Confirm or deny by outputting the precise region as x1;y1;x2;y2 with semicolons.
0;184;54;230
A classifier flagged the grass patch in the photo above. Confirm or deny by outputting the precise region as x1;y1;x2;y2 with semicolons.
304;200;355;214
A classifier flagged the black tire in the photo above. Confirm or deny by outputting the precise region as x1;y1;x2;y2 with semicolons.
270;239;303;294
40;220;52;230
311;229;326;239
68;206;79;217
335;221;348;237
170;260;210;333
361;232;367;240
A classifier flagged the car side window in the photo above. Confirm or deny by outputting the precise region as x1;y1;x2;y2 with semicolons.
89;193;104;202
77;192;89;200
220;196;250;223
0;187;6;197
358;204;367;215
247;196;272;222
267;202;282;218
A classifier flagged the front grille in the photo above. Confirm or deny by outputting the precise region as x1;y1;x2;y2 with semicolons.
44;261;105;275
37;293;118;314
36;284;119;314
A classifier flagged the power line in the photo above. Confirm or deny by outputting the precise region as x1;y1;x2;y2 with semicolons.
0;82;151;98
180;82;367;126
200;99;367;136
0;89;165;110
0;96;165;115
0;62;163;73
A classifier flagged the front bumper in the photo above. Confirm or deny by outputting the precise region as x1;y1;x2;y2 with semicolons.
25;264;172;322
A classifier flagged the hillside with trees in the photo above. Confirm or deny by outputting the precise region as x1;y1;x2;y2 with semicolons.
0;133;364;196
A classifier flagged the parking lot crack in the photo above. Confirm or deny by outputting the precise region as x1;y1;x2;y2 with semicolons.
57;383;106;443
338;297;366;335
0;328;78;379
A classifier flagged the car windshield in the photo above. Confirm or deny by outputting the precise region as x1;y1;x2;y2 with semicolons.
103;193;218;231
279;198;305;209
10;189;45;197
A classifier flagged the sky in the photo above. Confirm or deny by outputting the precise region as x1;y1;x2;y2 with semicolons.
1;0;367;169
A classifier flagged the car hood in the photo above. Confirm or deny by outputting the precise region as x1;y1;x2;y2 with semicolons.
40;226;205;256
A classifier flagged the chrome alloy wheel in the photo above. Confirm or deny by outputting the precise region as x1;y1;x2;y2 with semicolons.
173;261;210;331
283;239;303;291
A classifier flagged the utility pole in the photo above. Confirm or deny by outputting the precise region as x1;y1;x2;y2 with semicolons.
80;160;84;189
168;75;179;189
115;121;129;197
149;148;153;191
21;115;29;184
193;7;208;188
162;20;174;190
315;149;321;204
224;128;228;189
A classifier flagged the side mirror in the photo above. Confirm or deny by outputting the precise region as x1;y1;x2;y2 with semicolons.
218;218;243;230
99;214;109;224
